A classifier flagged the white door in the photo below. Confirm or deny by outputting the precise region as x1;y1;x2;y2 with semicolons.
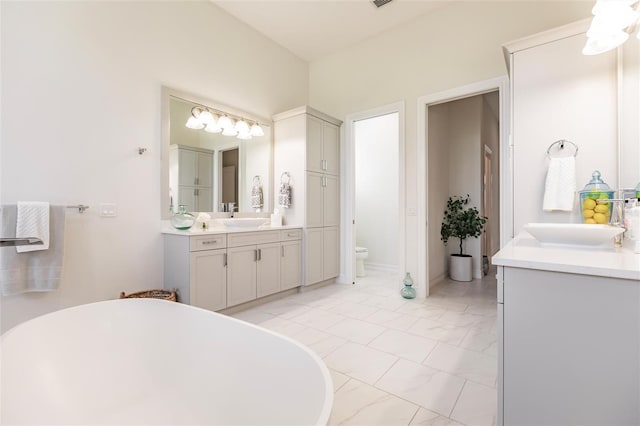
189;249;227;311
322;227;339;280
306;115;324;173
256;243;281;298
197;151;213;187
322;122;340;175
222;165;237;204
306;172;324;228
281;240;302;291
323;174;339;227
179;148;197;186
304;228;323;285
227;246;257;306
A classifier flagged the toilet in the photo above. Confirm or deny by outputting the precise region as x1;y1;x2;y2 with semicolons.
355;246;369;277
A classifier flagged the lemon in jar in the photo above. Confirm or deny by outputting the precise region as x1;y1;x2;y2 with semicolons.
593;212;607;224
583;198;597;210
582;209;595;218
585;218;597;224
594;204;609;213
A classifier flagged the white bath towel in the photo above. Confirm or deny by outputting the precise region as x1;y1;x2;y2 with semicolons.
542;157;576;212
16;201;50;252
1;205;66;295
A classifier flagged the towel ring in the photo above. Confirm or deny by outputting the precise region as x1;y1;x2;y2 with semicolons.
546;139;578;159
252;176;262;186
280;171;291;185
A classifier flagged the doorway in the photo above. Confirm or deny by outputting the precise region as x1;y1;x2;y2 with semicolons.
220;148;239;211
417;76;510;296
342;102;405;287
354;112;399;282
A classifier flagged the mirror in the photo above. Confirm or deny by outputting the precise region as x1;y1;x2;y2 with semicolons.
161;87;272;219
620;41;640;193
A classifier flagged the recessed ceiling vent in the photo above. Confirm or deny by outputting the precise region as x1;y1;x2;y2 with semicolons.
372;0;393;8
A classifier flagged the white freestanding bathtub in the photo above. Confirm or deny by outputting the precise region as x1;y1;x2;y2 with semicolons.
1;299;333;425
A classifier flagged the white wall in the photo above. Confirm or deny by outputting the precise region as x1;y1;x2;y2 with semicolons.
481;92;500;257
427;103;449;283
1;1;307;332
355;113;399;271
309;1;592;292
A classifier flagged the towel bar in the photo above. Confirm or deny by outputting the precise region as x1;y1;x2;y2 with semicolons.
0;237;43;247
67;205;89;214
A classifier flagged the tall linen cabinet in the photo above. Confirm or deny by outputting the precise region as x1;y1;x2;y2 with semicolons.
273;106;342;286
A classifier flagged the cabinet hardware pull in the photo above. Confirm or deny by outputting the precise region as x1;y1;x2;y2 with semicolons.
202;240;218;245
322;159;327;171
223;253;227;267
196;177;199;185
254;249;258;261
194;177;197;185
281;245;285;257
258;249;262;261
287;233;296;237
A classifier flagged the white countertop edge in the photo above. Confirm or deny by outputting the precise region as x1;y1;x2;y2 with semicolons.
492;232;640;281
161;224;303;236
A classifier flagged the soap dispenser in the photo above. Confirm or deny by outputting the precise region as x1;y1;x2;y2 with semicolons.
578;171;614;224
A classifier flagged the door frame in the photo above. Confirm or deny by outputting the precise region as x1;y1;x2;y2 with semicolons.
341;101;405;285
417;76;511;296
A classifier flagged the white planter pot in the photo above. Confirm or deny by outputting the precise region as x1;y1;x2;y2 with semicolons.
450;255;473;282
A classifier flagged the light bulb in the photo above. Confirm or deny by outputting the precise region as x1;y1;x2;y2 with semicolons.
186;116;204;129
235;119;250;134
237;131;252;140
204;122;222;133
217;115;233;130
222;126;238;136
198;110;215;125
250;123;264;137
582;31;629;55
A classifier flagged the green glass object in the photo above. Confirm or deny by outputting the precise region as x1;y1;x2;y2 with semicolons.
400;272;416;299
170;205;195;230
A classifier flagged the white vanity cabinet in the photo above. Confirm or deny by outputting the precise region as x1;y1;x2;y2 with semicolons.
170;145;214;212
493;234;640;426
163;227;302;311
273;106;342;286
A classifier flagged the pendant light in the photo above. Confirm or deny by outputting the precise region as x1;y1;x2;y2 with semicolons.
250;122;264;137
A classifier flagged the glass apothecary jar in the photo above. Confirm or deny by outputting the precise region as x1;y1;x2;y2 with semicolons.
170;205;195;230
400;273;416;299
578;171;614;224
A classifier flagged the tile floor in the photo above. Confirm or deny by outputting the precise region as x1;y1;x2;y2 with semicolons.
230;268;498;426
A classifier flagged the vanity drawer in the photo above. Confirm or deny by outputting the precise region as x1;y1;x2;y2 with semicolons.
280;229;302;241
190;235;227;252
227;231;280;248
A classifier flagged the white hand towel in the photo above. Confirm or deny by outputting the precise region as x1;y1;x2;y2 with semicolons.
16;201;50;252
542;157;576;212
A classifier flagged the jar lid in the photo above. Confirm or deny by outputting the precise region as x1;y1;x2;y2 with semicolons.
581;170;611;192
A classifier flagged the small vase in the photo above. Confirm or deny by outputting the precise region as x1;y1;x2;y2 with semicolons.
170;205;195;230
400;272;416;299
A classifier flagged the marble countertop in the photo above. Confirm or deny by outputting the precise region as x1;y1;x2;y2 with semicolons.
492;232;640;281
161;223;302;236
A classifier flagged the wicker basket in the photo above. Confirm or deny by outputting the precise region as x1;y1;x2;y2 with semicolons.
119;289;177;302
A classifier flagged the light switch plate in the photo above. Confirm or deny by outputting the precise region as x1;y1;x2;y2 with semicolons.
100;203;117;217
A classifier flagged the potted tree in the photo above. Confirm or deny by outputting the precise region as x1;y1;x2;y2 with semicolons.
440;195;487;282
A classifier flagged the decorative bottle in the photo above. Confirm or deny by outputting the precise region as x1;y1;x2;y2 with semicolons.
400;272;416;299
170;205;195;230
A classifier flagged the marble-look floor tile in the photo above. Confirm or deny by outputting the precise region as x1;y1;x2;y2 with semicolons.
329;369;350;392
323;342;398;385
362;294;408;311
410;408;464;425
229;310;275;325
438;311;491;328
369;329;438;363
329;378;419;426
407;318;470;346
395;301;446;320
326;317;386;345
450;381;497;426
289;307;346;329
464;303;498;317
364;309;420;332
376;359;465;417
423;342;497;387
459;328;498;357
325;301;380;320
291;327;348;358
258;316;307;338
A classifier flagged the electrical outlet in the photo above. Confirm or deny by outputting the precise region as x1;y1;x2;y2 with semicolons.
100;203;117;217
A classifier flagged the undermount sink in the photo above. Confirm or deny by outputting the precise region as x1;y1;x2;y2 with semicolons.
220;218;269;229
523;223;624;247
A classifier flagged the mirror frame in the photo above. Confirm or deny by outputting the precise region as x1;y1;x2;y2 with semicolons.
161;86;273;219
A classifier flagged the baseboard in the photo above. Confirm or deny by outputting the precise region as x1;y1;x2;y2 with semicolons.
301;278;337;292
219;287;300;315
365;262;398;274
430;272;446;286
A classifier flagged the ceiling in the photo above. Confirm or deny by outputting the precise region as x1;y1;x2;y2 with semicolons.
212;0;449;62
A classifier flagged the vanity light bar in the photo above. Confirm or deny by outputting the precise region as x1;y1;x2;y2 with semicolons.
583;0;640;55
186;105;265;140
